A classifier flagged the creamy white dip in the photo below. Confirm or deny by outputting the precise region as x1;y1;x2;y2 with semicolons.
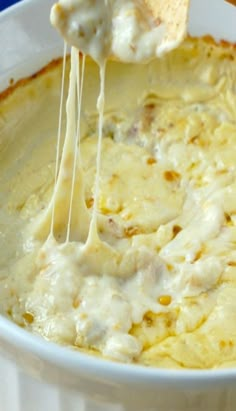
1;37;236;368
20;2;230;363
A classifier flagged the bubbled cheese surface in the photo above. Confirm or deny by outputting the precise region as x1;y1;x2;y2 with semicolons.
0;38;236;368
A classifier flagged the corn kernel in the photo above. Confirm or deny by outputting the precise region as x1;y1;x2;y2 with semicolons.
158;295;172;306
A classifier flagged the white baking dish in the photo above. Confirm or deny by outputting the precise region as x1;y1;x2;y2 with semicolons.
0;0;236;410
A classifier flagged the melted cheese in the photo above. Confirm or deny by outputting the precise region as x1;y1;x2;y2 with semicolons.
1;38;236;367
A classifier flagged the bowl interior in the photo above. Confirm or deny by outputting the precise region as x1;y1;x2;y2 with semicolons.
0;0;236;387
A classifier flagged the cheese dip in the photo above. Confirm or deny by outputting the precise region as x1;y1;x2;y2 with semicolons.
0;38;236;368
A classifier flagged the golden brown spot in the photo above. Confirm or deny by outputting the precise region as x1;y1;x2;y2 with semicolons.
55;3;61;12
54;3;65;19
166;318;173;328
73;297;80;309
145;92;158;101
225;212;233;226
124;226;140;237
167;263;173;271
220;53;234;61
172;225;182;238
220;339;235;348
144;103;155;110
202;35;216;45
86;197;94;209
9;78;14;85
219;340;226;349
225;0;236;6
220;39;235;48
188;135;199;144
217;169;228;175
158;295;172;306
146;157;157;165
164;170;180;182
141;102;157;131
193;249;203;262
143;312;154;327
22;312;34;324
228;261;236;267
16;202;25;212
7;308;12;317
